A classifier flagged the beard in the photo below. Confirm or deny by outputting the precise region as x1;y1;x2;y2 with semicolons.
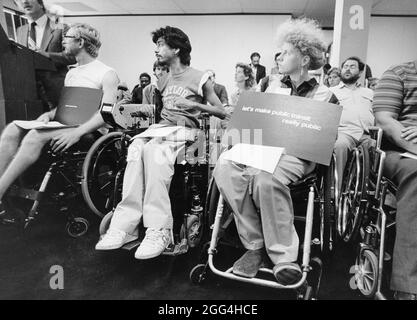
341;73;360;84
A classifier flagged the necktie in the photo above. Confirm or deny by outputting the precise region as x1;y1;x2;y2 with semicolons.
28;21;37;50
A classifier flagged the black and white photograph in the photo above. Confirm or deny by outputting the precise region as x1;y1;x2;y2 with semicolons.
1;0;417;305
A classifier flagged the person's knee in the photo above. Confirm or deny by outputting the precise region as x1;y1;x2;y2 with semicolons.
20;129;48;150
126;139;146;162
0;123;21;143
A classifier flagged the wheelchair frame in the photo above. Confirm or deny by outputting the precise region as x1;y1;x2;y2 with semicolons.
338;127;397;300
190;155;339;300
84;104;214;256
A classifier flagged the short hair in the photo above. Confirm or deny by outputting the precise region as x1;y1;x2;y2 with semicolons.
250;52;261;60
341;56;365;72
236;63;255;89
139;73;151;81
274;52;281;60
69;23;101;58
276;17;327;70
151;26;192;66
327;67;341;77
153;60;169;72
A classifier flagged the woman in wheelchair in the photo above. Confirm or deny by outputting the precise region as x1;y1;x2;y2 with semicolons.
95;26;227;259
0;23;119;224
211;18;339;286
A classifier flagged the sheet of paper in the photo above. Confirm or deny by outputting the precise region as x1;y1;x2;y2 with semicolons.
400;152;417;160
222;143;284;174
13;120;71;130
131;125;182;139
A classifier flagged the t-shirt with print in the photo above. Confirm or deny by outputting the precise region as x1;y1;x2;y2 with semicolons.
157;67;209;128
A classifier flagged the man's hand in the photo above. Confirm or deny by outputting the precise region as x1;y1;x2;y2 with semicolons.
50;129;83;153
220;105;234;129
35;50;50;58
401;126;417;143
36;112;51;124
173;97;197;110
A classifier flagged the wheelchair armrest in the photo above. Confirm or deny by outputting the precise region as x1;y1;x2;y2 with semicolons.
288;172;317;190
368;126;383;149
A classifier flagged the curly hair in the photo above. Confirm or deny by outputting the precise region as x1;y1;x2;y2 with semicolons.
152;26;192;66
236;63;255;89
276;17;327;70
70;23;101;58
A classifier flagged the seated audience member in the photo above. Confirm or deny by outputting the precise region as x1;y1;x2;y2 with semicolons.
249;52;266;85
329;57;374;190
131;73;151;104
373;60;417;300
326;67;341;87
213;18;338;285
116;82;131;102
367;77;379;91
15;0;76;110
0;23;119;222
230;63;255;105
270;52;282;75
206;70;229;106
95;26;226;259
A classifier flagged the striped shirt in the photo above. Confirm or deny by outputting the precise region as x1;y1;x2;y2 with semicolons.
373;61;417;127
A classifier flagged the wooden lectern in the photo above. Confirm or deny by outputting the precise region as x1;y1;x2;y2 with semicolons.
0;15;56;131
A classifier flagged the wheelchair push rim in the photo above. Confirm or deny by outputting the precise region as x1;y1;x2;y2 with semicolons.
338;144;369;243
81;132;130;218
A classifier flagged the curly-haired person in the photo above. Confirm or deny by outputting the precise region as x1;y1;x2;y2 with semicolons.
212;18;338;285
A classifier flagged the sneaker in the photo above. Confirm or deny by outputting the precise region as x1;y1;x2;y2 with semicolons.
232;249;267;278
95;229;137;250
134;228;172;260
273;262;303;286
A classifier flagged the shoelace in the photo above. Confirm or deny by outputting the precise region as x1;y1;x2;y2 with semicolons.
143;229;169;247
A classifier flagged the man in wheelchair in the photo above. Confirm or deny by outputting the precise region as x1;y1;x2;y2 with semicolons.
0;23;119;223
373;60;417;300
211;18;339;286
95;26;227;259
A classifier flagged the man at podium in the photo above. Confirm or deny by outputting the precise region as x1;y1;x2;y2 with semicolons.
15;0;75;109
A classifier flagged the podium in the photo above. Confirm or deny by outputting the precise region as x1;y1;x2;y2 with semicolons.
0;24;56;131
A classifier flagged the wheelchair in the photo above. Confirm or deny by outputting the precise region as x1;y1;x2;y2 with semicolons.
337;127;396;299
2;132;102;237
189;152;339;300
81;102;213;255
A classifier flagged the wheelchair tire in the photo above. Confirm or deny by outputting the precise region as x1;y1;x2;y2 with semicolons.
99;211;114;236
66;217;89;238
338;144;370;243
81;132;130;218
189;263;208;285
356;249;378;298
319;155;338;258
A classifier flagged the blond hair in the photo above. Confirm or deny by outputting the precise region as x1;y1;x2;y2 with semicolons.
276;17;327;70
70;23;101;58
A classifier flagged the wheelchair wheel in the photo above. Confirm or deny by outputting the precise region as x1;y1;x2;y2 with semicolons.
81;132;130;218
99;211;114;236
356;249;378;298
189;263;208;285
338;144;369;243
319;155;338;258
66;217;89;238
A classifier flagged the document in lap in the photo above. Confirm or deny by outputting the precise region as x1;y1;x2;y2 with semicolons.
13;87;103;129
223;91;342;166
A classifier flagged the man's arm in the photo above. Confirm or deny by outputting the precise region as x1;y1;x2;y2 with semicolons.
375;111;417;154
219;85;229;106
372;67;417;153
173;79;226;119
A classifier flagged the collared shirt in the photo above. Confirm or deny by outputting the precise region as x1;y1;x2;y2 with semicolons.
27;14;48;49
330;81;374;140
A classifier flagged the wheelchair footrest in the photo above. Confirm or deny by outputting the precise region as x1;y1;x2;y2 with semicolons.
121;238;190;256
